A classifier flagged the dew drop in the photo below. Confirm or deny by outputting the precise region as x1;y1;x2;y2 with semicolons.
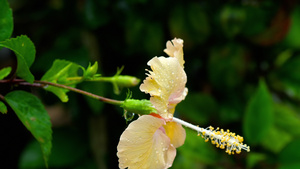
124;110;135;122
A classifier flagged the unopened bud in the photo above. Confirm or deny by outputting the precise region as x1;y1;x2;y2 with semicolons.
84;62;98;78
121;99;157;115
114;75;140;88
112;75;140;94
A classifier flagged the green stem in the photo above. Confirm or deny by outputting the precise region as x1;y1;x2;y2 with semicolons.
66;77;83;81
0;79;124;106
66;76;113;83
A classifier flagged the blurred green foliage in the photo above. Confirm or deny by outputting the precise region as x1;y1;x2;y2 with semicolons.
1;0;300;168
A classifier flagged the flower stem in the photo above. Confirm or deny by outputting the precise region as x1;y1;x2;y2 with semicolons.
66;76;113;82
38;80;123;105
0;94;4;101
0;79;124;106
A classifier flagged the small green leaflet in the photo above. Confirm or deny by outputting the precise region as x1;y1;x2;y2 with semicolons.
243;79;273;144
41;59;81;102
0;0;13;41
0;66;11;80
5;90;52;168
0;101;7;114
41;59;81;83
0;35;36;83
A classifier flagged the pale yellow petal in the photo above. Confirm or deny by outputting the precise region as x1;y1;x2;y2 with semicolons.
117;115;176;169
163;122;186;148
163;38;184;67
140;57;187;119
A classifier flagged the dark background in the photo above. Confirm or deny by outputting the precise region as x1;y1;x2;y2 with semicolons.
1;0;300;168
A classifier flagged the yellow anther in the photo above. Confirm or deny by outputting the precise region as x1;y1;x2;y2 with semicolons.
196;125;250;155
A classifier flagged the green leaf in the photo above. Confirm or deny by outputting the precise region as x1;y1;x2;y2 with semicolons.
243;79;273;144
41;59;81;102
275;55;300;99
0;35;35;83
246;152;267;169
19;128;88;169
277;55;300;84
0;0;13;41
257;102;300;153
18;140;45;169
279;164;300;169
260;126;292;153
43;86;69;102
274;103;300;137
283;6;300;49
41;59;81;83
0;66;11;80
0;101;7;114
5;91;52;167
279;139;300;166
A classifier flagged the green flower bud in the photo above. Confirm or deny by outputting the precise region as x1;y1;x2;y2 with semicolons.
121;99;157;115
114;75;140;87
84;62;98;78
112;75;140;94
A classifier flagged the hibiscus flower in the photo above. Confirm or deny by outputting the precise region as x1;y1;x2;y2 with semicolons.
117;38;250;169
117;38;187;169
